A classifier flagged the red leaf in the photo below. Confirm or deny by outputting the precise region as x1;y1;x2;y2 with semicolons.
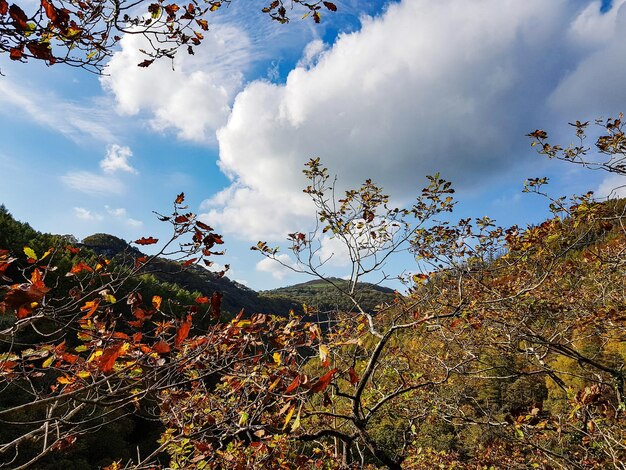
9;46;23;60
195;296;210;304
175;215;189;223
196;220;212;231
210;291;222;320
348;367;359;385
66;245;80;254
98;344;124;373
41;0;57;21
9;4;28;29
153;341;171;354
183;257;197;266
0;0;8;15
135;255;148;267
285;375;301;393
310;368;338;393
134;237;158;245
175;315;192;346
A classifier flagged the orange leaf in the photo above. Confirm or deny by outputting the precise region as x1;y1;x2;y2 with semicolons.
70;262;94;274
98;343;126;373
195;296;210;304
152;295;162;310
175;315;192;346
285;375;301;394
80;299;100;319
175;192;185;204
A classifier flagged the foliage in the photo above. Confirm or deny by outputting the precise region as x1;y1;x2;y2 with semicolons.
0;0;337;73
1;117;625;469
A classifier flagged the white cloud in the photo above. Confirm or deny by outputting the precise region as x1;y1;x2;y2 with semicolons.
0;80;117;143
596;174;626;198
105;206;127;217
256;254;297;280
102;23;252;143
105;205;143;227
208;0;626;241
100;145;137;174
74;207;103;221
61;171;124;196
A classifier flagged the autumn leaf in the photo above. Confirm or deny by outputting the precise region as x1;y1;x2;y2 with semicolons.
348;367;359;385
24;246;37;261
152;295;162;310
69;262;94;275
134;237;159;245
323;1;337;11
195;296;209;304
98;343;128;373
9;4;28;30
153;341;171;354
282;405;295;430
41;0;58;21
211;291;222;320
175;192;185;204
137;59;154;68
174;315;192;346
285;375;301;393
310;368;338;393
80;299;100;319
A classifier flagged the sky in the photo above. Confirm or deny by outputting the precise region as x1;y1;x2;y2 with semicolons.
1;0;626;291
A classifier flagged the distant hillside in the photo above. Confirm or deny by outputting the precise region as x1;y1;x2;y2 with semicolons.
81;233;299;316
262;277;396;314
0;208;395;320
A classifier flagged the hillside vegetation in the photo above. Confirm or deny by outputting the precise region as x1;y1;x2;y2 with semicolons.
0;117;625;469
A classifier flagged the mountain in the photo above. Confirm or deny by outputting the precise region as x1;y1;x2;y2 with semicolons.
262;277;396;315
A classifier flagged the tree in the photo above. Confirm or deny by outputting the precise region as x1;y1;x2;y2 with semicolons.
1;117;625;469
0;0;337;73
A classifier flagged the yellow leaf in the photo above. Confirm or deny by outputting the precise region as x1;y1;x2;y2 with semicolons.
23;246;37;260
273;352;281;365
283;405;295;430
77;370;90;378
42;355;55;368
319;344;330;364
291;408;301;432
152;295;162;310
57;376;74;384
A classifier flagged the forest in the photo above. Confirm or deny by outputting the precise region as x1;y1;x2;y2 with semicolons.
1;0;626;468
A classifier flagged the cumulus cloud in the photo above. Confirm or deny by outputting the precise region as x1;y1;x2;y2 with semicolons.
205;0;626;241
102;23;252;143
62;171;124;196
100;145;137;174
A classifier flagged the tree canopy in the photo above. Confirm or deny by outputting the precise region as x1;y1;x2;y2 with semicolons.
0;0;337;72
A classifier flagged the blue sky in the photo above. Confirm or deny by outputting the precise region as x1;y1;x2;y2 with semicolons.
1;0;626;290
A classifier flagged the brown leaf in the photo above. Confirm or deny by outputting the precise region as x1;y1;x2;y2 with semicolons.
175;192;185;204
323;1;337;11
